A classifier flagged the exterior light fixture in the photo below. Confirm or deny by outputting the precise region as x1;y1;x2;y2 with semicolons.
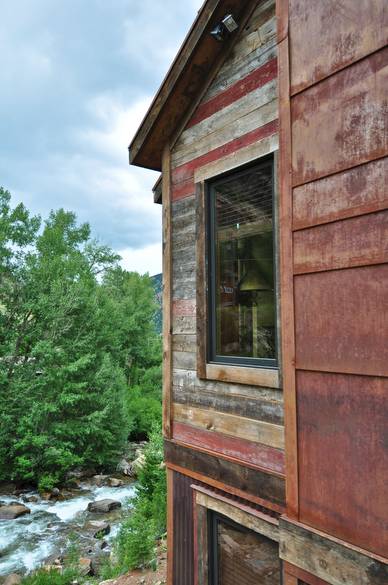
210;14;238;42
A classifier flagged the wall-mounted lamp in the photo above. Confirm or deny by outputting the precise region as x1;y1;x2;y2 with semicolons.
210;14;239;42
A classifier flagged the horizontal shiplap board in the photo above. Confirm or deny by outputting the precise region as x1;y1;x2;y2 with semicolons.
293;157;388;230
204;2;277;101
173;403;285;449
165;439;286;509
173;383;284;424
174;421;285;474
195;132;278;182
293;209;388;274
280;518;388;585
172;315;196;335
177;78;277;153
173;98;278;168
173;367;283;402
172;334;197;353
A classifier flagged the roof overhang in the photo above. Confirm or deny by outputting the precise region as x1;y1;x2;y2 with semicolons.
129;0;254;172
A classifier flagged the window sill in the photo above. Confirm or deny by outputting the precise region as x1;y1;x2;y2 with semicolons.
204;363;280;389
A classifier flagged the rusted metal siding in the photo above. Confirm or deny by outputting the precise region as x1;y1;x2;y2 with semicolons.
289;0;388;94
280;0;388;562
172;471;195;585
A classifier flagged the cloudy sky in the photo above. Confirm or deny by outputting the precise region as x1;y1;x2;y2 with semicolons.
0;0;203;275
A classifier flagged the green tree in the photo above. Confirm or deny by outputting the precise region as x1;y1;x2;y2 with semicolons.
0;190;161;488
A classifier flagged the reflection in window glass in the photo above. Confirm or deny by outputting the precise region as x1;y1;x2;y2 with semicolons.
210;161;276;363
215;518;280;585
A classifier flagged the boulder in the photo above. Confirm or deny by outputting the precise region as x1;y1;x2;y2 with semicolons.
22;494;39;503
107;477;123;488
0;503;31;520
87;499;121;513
132;453;146;475
3;574;22;585
92;474;109;487
85;520;111;538
79;557;94;576
117;458;133;476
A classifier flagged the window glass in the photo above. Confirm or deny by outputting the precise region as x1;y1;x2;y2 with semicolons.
211;515;280;585
209;161;276;365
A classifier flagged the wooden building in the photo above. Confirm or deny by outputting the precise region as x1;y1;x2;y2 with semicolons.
129;1;388;583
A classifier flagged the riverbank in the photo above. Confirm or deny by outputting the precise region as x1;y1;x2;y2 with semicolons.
0;477;136;578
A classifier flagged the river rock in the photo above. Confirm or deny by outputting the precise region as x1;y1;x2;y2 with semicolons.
117;458;133;476
85;520;111;538
22;494;39;503
3;574;22;585
92;474;109;487
87;499;121;513
79;557;94;576
107;477;124;488
0;503;31;520
132;453;146;475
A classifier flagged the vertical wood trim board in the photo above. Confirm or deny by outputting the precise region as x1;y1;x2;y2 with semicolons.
162;145;173;438
278;23;298;519
195;181;207;379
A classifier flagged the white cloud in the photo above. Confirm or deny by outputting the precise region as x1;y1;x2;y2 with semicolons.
119;242;162;276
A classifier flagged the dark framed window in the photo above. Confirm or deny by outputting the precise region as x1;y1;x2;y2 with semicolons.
207;157;277;368
208;511;281;585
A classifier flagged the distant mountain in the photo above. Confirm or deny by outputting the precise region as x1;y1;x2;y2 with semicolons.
151;273;162;334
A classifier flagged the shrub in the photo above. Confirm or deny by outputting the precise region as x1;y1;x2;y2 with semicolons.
20;568;80;585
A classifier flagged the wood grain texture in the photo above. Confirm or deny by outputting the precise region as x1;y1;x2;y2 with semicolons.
171;118;278;185
202;0;277;102
294;265;388;377
293;210;388;274
162;146;172;438
289;0;388;94
164;439;286;510
195;181;207;379
283;561;329;585
173;97;278;168
173;403;285;449
187;57;277;128
195;488;279;542
293;157;388;230
194;132;278;183
292;46;388;187
279;518;388;585
173;384;284;424
173;421;285;475
277;32;299;519
297;371;388;558
205;363;280;389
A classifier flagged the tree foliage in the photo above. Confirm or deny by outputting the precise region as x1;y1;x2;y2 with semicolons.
0;187;161;489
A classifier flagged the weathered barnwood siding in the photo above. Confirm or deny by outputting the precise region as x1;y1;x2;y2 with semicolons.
168;0;284;492
279;0;388;568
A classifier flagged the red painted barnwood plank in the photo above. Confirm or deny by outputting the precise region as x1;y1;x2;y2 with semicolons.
292;46;388;186
186;58;278;129
289;0;388;95
293;157;388;230
297;370;388;559
293;209;388;274
294;265;388;377
171;179;195;201
172;118;278;184
173;421;285;476
172;299;196;317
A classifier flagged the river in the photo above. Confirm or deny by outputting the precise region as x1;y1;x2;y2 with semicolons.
0;482;136;577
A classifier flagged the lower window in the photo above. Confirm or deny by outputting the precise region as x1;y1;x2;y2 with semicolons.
209;512;281;585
